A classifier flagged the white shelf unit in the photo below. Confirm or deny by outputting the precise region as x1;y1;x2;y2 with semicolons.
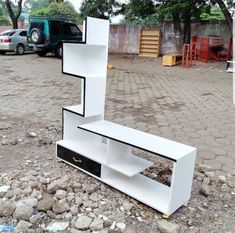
57;17;197;216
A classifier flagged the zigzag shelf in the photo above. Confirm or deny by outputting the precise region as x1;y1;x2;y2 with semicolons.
56;17;197;216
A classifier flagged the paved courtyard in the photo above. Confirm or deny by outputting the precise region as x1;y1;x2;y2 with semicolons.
0;53;234;179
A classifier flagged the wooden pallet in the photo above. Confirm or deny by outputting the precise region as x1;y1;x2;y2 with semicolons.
139;29;160;58
162;54;182;66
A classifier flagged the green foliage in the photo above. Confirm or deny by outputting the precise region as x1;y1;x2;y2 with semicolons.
200;6;225;20
0;15;10;25
31;8;50;16
79;0;121;21
24;0;50;13
30;1;79;23
122;0;159;25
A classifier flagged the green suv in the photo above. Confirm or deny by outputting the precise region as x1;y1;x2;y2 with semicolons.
27;16;82;58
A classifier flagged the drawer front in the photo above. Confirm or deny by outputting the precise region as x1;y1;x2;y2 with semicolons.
57;145;101;177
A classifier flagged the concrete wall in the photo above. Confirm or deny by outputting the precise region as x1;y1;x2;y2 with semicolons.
109;20;231;55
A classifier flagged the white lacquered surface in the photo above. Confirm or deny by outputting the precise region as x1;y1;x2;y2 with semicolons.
79;120;196;161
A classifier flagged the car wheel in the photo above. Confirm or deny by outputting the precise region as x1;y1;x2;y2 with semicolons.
0;51;6;55
16;44;25;55
30;28;44;44
55;43;63;59
35;51;47;57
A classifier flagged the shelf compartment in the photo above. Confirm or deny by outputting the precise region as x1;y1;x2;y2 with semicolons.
107;139;153;177
78;120;196;162
63;43;107;78
57;139;107;165
102;166;170;213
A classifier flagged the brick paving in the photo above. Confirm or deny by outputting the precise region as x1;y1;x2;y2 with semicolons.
0;53;234;178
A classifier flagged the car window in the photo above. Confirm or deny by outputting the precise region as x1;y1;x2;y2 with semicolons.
70;25;81;36
63;24;81;36
1;30;16;36
29;22;45;32
51;21;60;36
19;31;27;37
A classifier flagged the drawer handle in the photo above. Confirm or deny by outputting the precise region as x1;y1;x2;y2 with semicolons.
73;157;82;163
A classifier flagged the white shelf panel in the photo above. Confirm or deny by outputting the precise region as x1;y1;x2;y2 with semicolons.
63;43;107;78
78;120;196;161
102;168;170;213
64;105;83;115
57;140;107;164
107;154;153;177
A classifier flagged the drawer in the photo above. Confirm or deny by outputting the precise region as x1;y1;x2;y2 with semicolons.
57;145;101;177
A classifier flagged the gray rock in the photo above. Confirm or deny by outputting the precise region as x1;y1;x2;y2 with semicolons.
14;204;34;221
156;220;180;233
0;200;16;217
16;220;32;230
1;136;8;145
202;177;210;185
218;175;226;183
52;200;70;214
31;189;43;200
47;176;70;194
201;184;211;197
123;225;137;233
90;217;104;231
30;214;40;224
38;137;52;145
74;215;92;230
205;171;215;178
122;202;134;211
70;205;79;215
148;173;158;179
46;221;69;232
116;222;126;231
10;139;18;146
47;210;56;219
21;186;32;195
0;185;10;197
28;132;37;138
55;190;67;200
70;229;87;233
17;197;38;208
75;196;82;206
38;196;55;211
89;193;100;202
38;176;50;185
71;182;82;190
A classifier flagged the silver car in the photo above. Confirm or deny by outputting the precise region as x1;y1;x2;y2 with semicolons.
0;29;31;55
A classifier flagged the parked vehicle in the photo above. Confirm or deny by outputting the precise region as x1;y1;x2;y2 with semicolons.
0;29;31;55
27;16;83;58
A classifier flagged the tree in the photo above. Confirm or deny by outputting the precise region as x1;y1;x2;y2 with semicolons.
80;0;121;21
24;0;50;13
5;0;23;29
213;0;233;32
122;0;160;25
30;1;79;23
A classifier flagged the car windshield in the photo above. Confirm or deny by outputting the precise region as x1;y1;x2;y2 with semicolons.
0;30;16;36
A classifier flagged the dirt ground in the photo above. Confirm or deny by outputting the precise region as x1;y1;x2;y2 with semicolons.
0;53;234;233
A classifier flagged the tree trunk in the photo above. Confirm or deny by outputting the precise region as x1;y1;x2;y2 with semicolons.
5;0;23;29
12;19;18;29
183;13;191;44
216;0;232;33
172;12;183;52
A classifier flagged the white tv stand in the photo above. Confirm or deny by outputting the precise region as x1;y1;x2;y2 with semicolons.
56;17;197;216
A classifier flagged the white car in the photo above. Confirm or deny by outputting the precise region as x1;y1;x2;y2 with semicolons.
0;29;31;55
